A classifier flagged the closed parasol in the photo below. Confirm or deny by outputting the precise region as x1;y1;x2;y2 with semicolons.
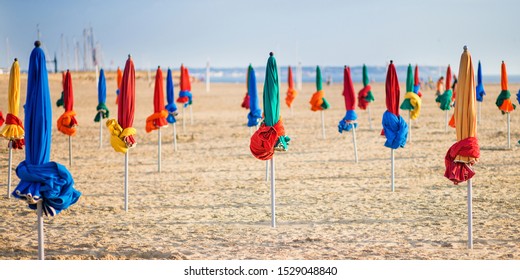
0;58;25;197
358;64;374;129
250;52;290;227
382;61;408;191
443;46;479;248
13;41;81;259
106;55;136;211
146;66;169;172
165;68;179;151
338;66;359;162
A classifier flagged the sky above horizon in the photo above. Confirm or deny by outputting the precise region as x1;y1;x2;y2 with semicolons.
1;0;518;74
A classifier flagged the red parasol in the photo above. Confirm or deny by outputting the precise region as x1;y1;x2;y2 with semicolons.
57;70;78;136
118;56;136;147
146;67;168;132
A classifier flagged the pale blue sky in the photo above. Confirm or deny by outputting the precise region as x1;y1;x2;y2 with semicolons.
0;0;518;74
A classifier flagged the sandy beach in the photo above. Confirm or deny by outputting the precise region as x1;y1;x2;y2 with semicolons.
0;72;519;260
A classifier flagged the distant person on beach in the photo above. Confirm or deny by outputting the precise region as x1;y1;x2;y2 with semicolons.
436;76;444;96
451;74;458;103
427;76;434;90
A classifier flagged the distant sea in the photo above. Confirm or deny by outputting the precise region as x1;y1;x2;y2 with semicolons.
188;66;520;84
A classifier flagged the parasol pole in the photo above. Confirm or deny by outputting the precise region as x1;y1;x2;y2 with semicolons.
477;102;481;125
68;135;72;166
507;112;511;149
98;112;103;148
270;157;276;228
367;107;373;130
467;178;473;249
290;106;293;117
173;123;178;152
445;110;449;132
408;111;412;143
249;126;253;136
182;106;186;133
7;140;13;198
158;127;162;172
321;110;326;139
265;160;269;182
190;105;193;125
37;200;44;260
124;151;129;212
352;125;358;163
391;149;395;192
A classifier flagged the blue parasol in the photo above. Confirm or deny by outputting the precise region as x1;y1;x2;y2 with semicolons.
165;68;179;151
476;61;486;102
165;68;178;124
13;41;81;216
247;64;262;127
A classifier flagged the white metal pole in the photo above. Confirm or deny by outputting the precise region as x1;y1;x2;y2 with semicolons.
270;157;276;228
173;123;178;152
468;178;473;249
7;140;12;198
321;110;326;139
249;126;253;136
37;200;44;260
352;125;358;163
158;128;162;173
391;149;395;192
124;151;129;212
507;112;511;149
182;106;186;133
408;111;412;143
68;136;72;166
477;102;481;125
445;110;449;132
190;105;193;125
367;107;373;130
99;112;103;148
265;160;269;182
290;106;293;117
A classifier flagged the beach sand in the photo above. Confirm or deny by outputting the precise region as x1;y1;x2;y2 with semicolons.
0;72;519;260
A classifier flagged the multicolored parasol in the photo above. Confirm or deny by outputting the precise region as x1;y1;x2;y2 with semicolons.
382;61;408;191
0;58;25;197
250;52;290;227
338;66;359;162
443;46;479;248
309;66;330;138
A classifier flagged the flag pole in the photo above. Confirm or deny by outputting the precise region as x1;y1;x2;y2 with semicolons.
99;112;103;148
7;140;13;198
37;200;44;260
352;125;358;163
124;151;129;212
321;110;326;139
158;127;162;172
468;178;473;249
391;149;395;192
270;157;276;228
68;135;72;166
173;123;178;152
